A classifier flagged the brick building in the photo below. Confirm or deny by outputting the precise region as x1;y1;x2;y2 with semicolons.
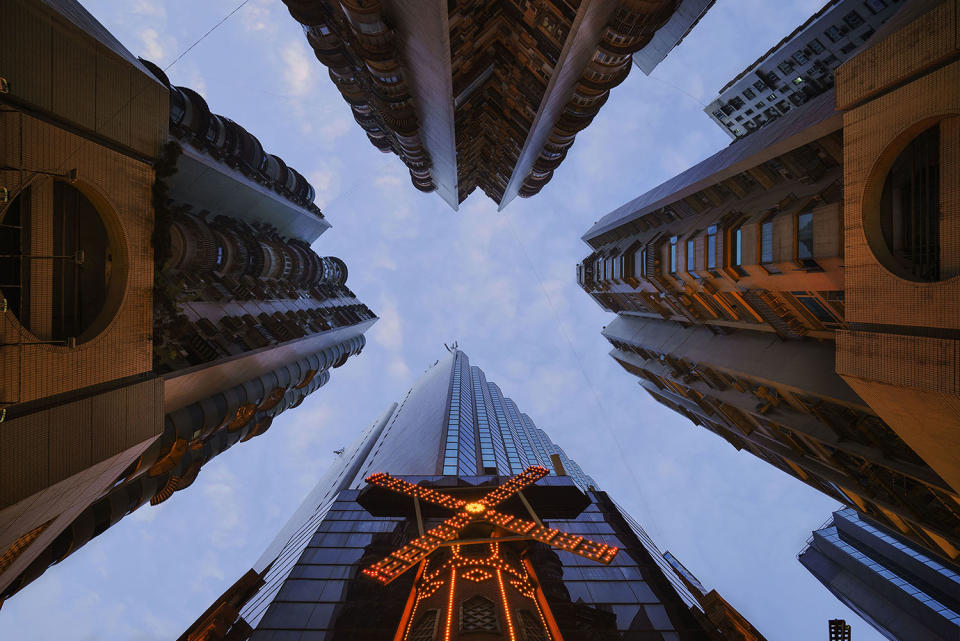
577;0;960;566
0;0;374;603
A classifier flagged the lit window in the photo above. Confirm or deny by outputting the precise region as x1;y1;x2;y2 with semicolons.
669;236;677;273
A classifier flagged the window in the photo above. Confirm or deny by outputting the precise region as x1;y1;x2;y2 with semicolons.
712;110;724;119
824;25;843;42
860;27;875;42
686;238;697;274
742;88;756;100
410;610;438;641
706;225;718;270
792;76;804;85
317;25;331;35
760;219;781;274
864;0;887;14
518;609;549;641
793;50;809;65
843;10;864;28
767;94;777;102
777;61;794;75
877;123;942;281
634;246;646;277
461;596;497;632
792;292;839;325
840;43;857;54
669;236;678;273
797;211;816;267
808;38;825;54
730;226;747;276
753;80;766;92
729;96;745;110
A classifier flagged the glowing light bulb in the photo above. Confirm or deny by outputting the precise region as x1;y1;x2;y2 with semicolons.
464;502;486;514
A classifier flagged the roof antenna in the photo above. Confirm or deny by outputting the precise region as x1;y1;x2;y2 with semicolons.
444;341;458;353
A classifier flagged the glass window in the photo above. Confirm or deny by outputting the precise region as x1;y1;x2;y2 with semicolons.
824;25;843;42
797;211;814;261
733;227;742;266
777;61;794;75
761;220;774;263
844;10;864;28
864;0;887;14
742;88;756;100
669;236;677;273
686;239;696;272
753;80;766;92
793;50;809;65
706;225;717;269
808;38;825;53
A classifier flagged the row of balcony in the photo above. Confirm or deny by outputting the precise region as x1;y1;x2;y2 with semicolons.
139;59;321;214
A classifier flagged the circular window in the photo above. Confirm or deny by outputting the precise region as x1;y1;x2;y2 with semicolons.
867;119;956;283
0;181;121;344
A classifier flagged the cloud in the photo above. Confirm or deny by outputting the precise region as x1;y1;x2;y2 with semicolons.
372;296;403;351
139;28;166;61
281;41;314;97
201;466;243;547
131;0;165;17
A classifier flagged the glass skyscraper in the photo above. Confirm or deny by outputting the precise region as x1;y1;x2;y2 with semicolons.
181;349;762;640
800;507;960;641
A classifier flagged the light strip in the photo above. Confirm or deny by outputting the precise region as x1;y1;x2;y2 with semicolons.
496;568;517;641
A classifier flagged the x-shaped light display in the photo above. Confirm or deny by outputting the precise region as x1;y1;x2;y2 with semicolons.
361;466;618;584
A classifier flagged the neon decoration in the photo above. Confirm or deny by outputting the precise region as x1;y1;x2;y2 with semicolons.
362;466;618;585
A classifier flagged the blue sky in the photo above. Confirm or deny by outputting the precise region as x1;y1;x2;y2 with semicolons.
1;1;884;639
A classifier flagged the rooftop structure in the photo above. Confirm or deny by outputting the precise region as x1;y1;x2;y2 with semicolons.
703;0;905;139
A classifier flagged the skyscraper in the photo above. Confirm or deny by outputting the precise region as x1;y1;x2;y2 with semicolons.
576;0;960;566
0;0;374;603
703;0;905;139
801;507;960;641
278;0;712;209
181;349;763;640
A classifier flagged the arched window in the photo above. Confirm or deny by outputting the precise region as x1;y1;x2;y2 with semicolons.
461;595;498;633
0;182;114;342
878;123;942;281
408;610;438;641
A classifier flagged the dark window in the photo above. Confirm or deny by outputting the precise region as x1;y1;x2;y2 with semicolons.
808;38;825;53
860;27;875;42
777;61;794;75
706;225;718;269
729;96;745;110
735;115;744;122
409;610;438;641
879;123;941;281
864;0;887;14
669;236;677;273
760;220;782;274
793;50;809;65
824;25;843;42
753;80;766;92
744;108;754;116
712;110;724;119
843;10;865;28
743;88;756;100
518;609;549;641
461;596;497;632
792;292;838;324
840;43;857;54
797;211;815;261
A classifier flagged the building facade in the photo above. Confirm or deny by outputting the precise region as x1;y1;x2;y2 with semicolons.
577;0;960;567
0;0;374;603
801;507;960;640
180;349;763;640
278;0;711;209
704;0;905;139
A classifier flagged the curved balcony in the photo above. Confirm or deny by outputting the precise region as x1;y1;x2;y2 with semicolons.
281;0;329;26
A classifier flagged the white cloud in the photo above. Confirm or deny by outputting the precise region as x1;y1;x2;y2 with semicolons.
131;0;165;18
281;41;314;97
372;296;403;352
138;28;166;61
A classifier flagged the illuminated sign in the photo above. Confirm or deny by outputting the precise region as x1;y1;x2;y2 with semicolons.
361;466;618;585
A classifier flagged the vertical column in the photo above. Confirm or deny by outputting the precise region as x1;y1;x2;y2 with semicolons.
26;179;53;339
